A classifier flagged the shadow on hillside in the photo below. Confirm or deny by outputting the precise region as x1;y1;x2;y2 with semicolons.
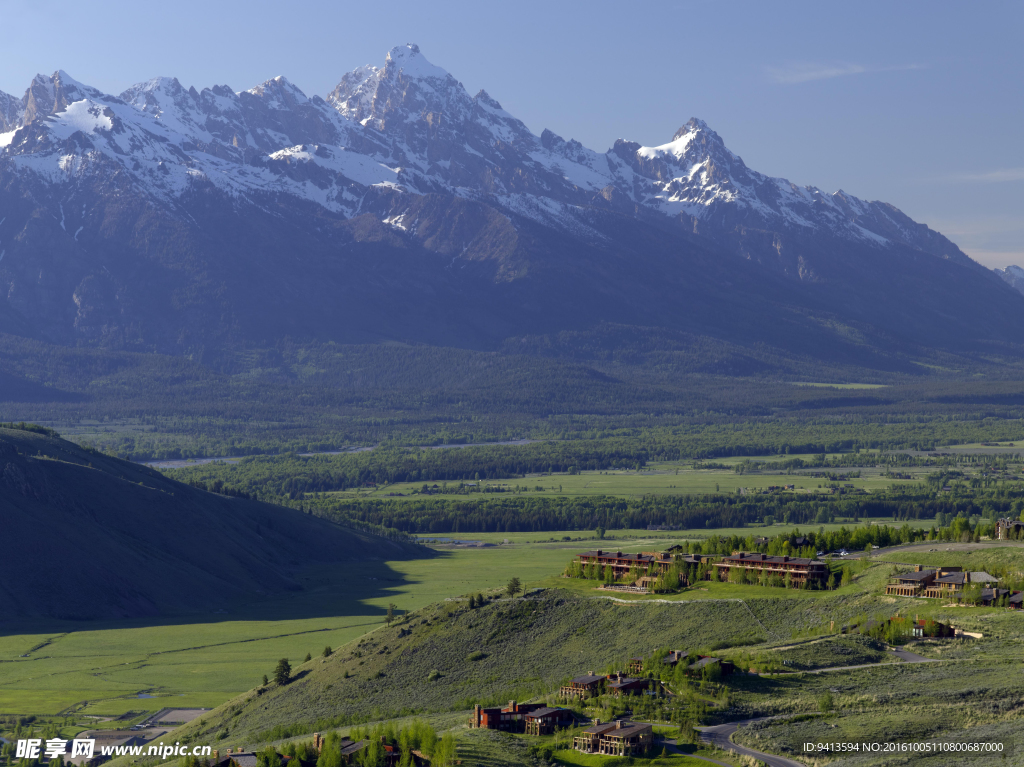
0;546;453;637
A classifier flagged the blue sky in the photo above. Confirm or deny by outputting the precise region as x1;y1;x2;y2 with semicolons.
1;0;1021;266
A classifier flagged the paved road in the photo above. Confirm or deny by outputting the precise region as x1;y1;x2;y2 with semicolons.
696;651;939;765
698;718;806;767
891;646;933;662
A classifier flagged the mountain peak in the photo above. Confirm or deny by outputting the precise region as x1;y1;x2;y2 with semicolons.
383;44;450;81
672;117;711;140
247;75;309;106
21;70;105;126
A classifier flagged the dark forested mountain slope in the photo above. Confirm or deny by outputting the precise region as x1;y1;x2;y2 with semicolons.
0;426;412;621
0;46;1020;366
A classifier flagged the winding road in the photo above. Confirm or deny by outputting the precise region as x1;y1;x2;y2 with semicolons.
695;648;938;765
698;718;806;767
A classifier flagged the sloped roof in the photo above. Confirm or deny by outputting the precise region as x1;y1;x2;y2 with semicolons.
896;570;936;581
340;740;367;756
689;656;721;669
580;722;619;735
722;552;824;566
524;707;568;719
607;676;646;688
602;721;653;739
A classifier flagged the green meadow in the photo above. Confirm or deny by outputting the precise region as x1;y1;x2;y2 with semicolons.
0;544;571;717
325;461;927;502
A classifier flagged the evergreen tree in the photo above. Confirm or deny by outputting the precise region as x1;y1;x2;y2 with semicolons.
274;658;291;686
506;577;522;598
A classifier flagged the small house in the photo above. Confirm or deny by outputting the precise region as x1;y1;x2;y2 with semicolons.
573;720;653;756
523;707;573;735
559;672;604;699
605;674;652;697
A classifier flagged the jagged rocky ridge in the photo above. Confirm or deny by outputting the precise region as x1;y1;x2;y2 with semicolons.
0;44;1020;362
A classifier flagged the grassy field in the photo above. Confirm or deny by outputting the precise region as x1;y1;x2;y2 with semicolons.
323;460;927;502
0;544;570;717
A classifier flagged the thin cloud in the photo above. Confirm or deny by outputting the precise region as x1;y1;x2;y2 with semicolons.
950;168;1024;183
766;62;923;85
963;250;1024;269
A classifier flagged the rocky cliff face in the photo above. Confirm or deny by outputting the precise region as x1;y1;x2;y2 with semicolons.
0;44;1020;362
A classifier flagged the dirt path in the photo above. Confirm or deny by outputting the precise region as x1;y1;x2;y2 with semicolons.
763;646;939;676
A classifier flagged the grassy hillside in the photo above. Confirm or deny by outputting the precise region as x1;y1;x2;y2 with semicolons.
173;588;889;745
0;426;417;622
166;586;1024;767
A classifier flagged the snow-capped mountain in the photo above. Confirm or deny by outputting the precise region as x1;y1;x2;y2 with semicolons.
995;265;1024;296
0;44;974;260
0;44;1019;360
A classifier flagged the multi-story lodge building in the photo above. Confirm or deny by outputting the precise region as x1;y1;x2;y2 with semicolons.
628;649;708;675
996;518;1024;540
883;565;1003;598
686;656;735;676
715;552;827;586
523;707;574;735
922;570;998;598
471;701;569;732
573;720;653;756
574;550;697;580
559;672;604;699
606;674;653;697
885;565;945;596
